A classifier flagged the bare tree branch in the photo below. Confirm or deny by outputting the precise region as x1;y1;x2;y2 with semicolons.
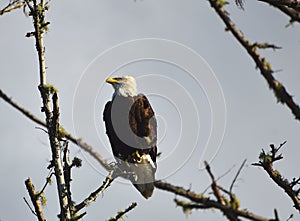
75;169;117;213
25;178;46;221
108;202;137;221
25;0;71;219
205;161;239;221
204;161;226;205
36;171;54;198
0;0;26;15
23;197;38;216
155;180;273;221
252;142;300;213
230;159;247;193
235;0;245;10
208;0;300;121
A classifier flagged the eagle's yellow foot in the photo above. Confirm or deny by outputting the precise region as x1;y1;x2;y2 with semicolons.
134;150;141;158
125;159;130;167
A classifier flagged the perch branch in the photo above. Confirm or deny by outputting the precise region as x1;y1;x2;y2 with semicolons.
208;0;300;121
1;86;285;219
1;83;284;220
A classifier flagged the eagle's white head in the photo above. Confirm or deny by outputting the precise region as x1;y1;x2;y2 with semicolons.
106;76;137;97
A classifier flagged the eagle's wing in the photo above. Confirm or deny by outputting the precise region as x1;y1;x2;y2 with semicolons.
129;94;157;163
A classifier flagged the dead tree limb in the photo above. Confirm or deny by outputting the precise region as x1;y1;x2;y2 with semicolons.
208;0;300;121
25;0;71;219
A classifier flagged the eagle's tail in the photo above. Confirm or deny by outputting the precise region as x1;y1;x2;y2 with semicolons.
133;182;155;199
130;155;156;199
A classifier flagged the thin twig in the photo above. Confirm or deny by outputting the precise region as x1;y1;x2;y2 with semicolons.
202;164;236;194
23;197;37;216
108;202;137;221
36;170;54;197
75;169;117;212
0;89;45;126
230;159;247;193
204;161;225;204
0;0;26;15
205;161;239;221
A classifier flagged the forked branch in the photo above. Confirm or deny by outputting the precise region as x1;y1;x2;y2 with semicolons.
252;142;300;213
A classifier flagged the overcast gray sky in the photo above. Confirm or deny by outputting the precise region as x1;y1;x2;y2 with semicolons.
1;0;300;220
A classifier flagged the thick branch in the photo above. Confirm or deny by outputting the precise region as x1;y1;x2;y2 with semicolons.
25;178;46;221
26;0;71;219
208;0;300;121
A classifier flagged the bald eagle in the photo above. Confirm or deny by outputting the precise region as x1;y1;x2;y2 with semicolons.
103;76;157;199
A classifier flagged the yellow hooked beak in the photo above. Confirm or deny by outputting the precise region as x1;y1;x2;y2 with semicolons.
106;77;118;84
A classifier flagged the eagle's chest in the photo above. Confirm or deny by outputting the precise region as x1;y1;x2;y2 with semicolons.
110;96;137;146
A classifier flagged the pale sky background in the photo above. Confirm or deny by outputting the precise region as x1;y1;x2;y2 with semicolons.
1;0;300;220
